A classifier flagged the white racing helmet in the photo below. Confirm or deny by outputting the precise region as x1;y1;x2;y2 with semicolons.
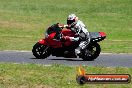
67;14;78;27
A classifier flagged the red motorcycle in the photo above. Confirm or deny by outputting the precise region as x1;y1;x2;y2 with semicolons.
32;24;106;61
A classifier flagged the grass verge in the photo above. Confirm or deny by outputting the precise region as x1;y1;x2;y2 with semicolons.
0;63;132;88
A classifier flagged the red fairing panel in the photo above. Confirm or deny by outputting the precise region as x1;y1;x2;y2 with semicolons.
61;29;75;37
62;29;76;46
45;32;62;48
48;32;56;39
46;39;62;48
40;30;76;48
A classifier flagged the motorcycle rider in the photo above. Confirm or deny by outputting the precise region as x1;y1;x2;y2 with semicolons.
45;14;90;56
63;14;91;55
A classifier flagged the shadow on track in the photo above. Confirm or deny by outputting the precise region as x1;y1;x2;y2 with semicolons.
30;58;39;59
49;58;83;61
30;57;83;61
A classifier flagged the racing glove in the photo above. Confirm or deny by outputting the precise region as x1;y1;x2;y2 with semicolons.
69;37;79;41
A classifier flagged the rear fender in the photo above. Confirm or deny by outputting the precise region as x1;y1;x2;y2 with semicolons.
99;32;106;38
90;32;106;42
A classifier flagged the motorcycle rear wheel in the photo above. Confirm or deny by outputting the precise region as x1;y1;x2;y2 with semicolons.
81;43;101;61
32;42;51;59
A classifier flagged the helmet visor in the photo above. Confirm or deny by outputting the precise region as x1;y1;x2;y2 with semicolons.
67;19;75;25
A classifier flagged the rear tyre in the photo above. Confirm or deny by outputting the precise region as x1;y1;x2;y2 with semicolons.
32;42;51;59
81;43;101;61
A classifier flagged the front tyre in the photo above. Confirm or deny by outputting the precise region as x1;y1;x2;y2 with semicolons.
81;43;101;61
32;42;51;59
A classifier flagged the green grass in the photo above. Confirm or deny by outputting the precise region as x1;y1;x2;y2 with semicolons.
0;63;132;88
0;1;131;88
0;0;132;53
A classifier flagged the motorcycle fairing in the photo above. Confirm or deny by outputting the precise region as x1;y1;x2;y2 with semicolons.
39;29;106;49
41;29;77;48
90;32;106;42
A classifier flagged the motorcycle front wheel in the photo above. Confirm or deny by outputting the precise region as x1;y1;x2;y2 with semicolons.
81;43;101;61
32;42;51;59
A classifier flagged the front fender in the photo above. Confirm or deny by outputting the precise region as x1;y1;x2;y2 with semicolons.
38;39;47;45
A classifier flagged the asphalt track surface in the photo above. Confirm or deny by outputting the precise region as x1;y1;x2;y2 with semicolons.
0;51;132;67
